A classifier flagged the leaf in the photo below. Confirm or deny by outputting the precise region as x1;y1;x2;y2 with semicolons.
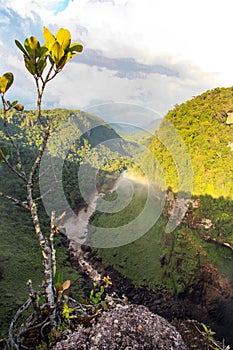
43;27;83;69
62;279;71;291
56;28;71;50
24;36;40;59
37;57;47;77
0;72;14;93
0;146;8;163
48;55;55;65
43;26;56;50
103;276;112;284
201;323;208;333
15;39;30;58
56;54;69;71
14;103;24;112
51;41;64;65
24;55;36;75
39;45;49;59
67;42;83;53
54;270;63;285
55;282;63;292
62;303;74;318
101;300;108;310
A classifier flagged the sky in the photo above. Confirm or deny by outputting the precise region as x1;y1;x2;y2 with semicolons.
1;0;233;124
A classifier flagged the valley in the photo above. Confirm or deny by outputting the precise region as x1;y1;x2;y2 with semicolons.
0;86;233;348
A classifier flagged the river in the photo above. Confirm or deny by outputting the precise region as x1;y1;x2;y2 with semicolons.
63;173;123;245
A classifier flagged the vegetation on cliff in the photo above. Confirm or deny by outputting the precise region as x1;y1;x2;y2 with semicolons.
149;87;233;198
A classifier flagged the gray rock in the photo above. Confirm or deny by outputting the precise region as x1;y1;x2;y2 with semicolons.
53;304;187;349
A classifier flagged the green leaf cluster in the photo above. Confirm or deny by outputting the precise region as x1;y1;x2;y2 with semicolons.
89;282;105;305
62;303;74;319
201;323;216;338
0;72;24;113
15;27;83;76
5;99;24;112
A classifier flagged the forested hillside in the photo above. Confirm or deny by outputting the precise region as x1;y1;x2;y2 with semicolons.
149;87;233;198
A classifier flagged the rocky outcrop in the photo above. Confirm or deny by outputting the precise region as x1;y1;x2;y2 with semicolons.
62;233;233;348
53;304;187;350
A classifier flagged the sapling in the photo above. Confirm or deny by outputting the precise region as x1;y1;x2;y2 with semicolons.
0;26;83;344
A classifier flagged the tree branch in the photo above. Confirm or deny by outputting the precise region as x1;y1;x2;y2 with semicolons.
9;298;32;350
36;164;52;180
3;119;25;176
202;235;233;252
46;70;58;82
0;148;27;183
44;64;55;84
27;279;41;319
34;188;52;202
0;191;30;210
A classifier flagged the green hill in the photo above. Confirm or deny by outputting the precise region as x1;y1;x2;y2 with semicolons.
149;87;233;198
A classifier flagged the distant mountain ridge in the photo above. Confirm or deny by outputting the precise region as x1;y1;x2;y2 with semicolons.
110;118;161;141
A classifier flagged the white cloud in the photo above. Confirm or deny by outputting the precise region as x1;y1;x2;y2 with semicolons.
3;0;69;20
44;0;233;86
39;56;211;119
1;0;233;117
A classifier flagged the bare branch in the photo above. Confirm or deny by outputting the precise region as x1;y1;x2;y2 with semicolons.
34;188;52;202
201;234;233;252
44;64;55;84
0;191;30;210
46;70;58;83
5;130;24;172
36;164;52;180
36;65;55;121
27;279;41;319
0;147;27;183
194;322;230;350
3;123;25;177
9;298;32;350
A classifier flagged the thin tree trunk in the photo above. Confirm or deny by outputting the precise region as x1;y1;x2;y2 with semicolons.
26;184;57;327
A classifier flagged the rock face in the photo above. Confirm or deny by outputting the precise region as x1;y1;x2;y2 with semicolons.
53;304;187;350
